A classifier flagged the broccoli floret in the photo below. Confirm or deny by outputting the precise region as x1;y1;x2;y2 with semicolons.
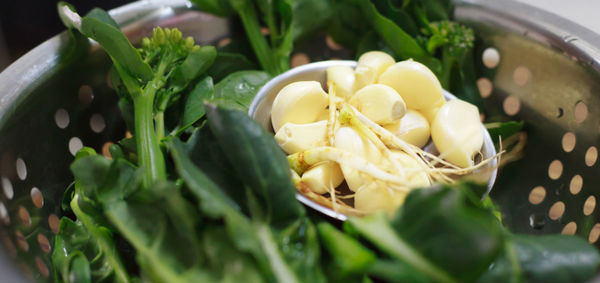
422;20;474;89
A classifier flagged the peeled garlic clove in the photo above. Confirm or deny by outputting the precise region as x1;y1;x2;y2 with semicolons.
431;99;484;168
334;126;382;192
271;81;329;132
327;66;356;100
384;110;430;148
390;150;431;187
274;121;328;154
420;105;442;124
354;51;395;90
301;161;344;194
350;84;406;125
354;182;396;214
378;60;445;111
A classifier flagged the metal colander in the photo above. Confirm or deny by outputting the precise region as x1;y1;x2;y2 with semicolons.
0;0;599;281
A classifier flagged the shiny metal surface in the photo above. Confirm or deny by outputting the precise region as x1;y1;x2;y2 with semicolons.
249;60;498;221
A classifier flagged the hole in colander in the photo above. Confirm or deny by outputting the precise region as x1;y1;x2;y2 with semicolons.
575;101;588;123
260;26;270;35
556;107;564;118
37;234;50;254
291;53;310;68
589;224;600;243
482;47;500;68
30;187;43;208
476;78;493;98
217;37;231;47
48;214;60;234
570;175;583;194
102;142;113;159
528;186;546;205
529;214;545;229
0;201;9;224
562;222;577;235
562;132;576;153
69;137;83;156
584;195;596;216
78;85;94;104
18;206;31;227
35;256;49;278
503;96;520;116
548;160;563;180
90;113;106;133
16;158;26;180
326;35;343;51
549;201;565;220
513;66;531;86
585;146;598;167
54;109;70;129
2;177;14;200
15;231;29;252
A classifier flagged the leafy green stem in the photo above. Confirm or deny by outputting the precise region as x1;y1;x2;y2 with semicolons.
71;195;130;283
439;48;455;89
231;1;280;74
134;80;167;188
255;223;299;283
349;215;457;283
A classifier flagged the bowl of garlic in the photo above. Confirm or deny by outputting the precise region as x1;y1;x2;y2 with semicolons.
249;51;499;221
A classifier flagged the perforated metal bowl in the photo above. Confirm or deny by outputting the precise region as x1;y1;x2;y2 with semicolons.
0;0;599;281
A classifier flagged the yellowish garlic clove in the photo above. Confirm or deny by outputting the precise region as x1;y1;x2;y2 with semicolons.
334;126;382;192
354;51;395;90
431;99;484;168
349;84;407;125
384;110;430;148
354;182;396;214
327;66;356;100
271;81;329;132
378;60;445;112
389;150;431;187
300;161;344;194
274;121;328;154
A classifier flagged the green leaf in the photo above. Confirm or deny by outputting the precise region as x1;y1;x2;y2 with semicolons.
212;70;272;111
170;46;217;94
168;138;240;217
191;0;234;17
79;12;153;81
207;52;258;82
289;0;334;40
481;234;600;283
204;102;304;226
181;76;214;130
349;213;457;283
202;226;264;283
52;216;128;283
391;184;504;282
317;222;376;273
353;0;440;72
278;218;326;282
485;121;524;143
84;8;119;29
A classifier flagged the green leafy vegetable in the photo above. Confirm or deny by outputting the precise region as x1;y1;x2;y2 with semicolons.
212;70;271;111
486;121;524;142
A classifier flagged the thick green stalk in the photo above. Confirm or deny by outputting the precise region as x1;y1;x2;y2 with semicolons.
71;195;130;283
134;81;167;188
232;1;280;74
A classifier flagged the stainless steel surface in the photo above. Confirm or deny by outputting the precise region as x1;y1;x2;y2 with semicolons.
249;60;498;221
0;0;599;281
